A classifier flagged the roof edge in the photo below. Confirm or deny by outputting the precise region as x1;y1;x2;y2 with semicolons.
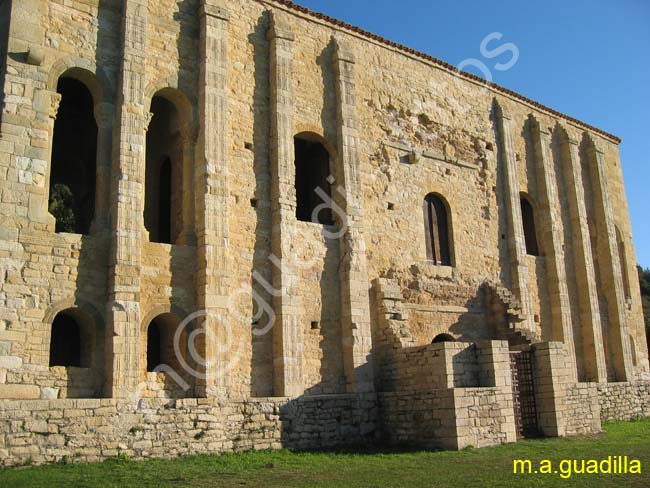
263;0;621;144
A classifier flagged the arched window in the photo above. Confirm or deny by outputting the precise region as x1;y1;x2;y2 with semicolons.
145;92;188;244
520;196;539;256
49;77;97;234
423;193;451;265
49;311;82;367
432;333;455;344
147;319;162;372
294;134;333;225
144;313;187;374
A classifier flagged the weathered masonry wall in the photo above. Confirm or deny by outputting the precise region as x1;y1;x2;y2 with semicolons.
0;0;649;466
598;382;650;422
0;394;378;467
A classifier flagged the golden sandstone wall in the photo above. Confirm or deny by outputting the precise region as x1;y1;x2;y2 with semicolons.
0;0;649;465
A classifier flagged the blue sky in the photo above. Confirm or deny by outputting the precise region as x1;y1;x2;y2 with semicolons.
297;0;650;268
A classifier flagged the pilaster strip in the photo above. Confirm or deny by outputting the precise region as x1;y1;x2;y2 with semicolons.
558;129;607;382
106;0;148;398
529;117;577;380
195;0;230;397
90;102;114;235
585;139;633;381
493;101;536;340
332;35;374;393
268;11;303;397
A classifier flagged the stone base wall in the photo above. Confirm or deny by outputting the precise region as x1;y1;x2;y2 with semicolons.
564;383;601;435
598;381;650;421
378;390;458;449
378;385;516;450
0;394;378;467
455;387;516;448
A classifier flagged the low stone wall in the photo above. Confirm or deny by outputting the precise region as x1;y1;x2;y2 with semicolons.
564;383;601;435
598;381;650;421
0;394;378;467
455;387;516;448
378;385;516;450
378;390;457;449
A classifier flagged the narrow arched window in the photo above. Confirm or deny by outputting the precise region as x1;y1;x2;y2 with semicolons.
520;196;539;256
147;319;162;372
145;92;188;244
294;134;333;225
432;333;455;344
423;193;451;265
49;311;82;367
49;77;97;234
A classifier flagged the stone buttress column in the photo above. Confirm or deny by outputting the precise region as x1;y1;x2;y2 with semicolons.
195;1;230;397
558;128;607;382
177;133;196;245
106;0;148;398
268;12;303;397
332;36;374;393
585;139;633;381
529;117;577;380
493;101;536;339
90;102;115;235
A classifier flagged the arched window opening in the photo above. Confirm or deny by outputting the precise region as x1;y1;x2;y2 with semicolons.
147;320;162;372
432;333;455;344
520;196;539;256
145;94;184;244
616;227;631;299
145;313;187;374
423;193;451;266
294;135;333;225
49;311;82;367
49;77;97;234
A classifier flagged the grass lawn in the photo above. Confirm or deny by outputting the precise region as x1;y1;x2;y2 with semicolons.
1;420;649;487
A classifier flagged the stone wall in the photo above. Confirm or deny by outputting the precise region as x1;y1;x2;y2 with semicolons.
0;393;378;467
598;382;650;422
379;386;516;450
565;383;601;435
378;390;457;450
0;0;648;465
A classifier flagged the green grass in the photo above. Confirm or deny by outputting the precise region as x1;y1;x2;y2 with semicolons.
1;420;649;487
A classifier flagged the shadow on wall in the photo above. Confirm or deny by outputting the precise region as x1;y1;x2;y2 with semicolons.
447;288;495;342
248;10;274;397
313;225;344;395
0;0;12;129
278;390;377;450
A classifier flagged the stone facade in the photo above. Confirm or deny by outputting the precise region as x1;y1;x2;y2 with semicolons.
0;0;649;466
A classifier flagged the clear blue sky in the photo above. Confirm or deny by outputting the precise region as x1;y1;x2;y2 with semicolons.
297;0;650;268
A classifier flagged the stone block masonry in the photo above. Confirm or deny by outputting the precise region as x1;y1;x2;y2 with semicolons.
0;394;378;467
1;0;649;466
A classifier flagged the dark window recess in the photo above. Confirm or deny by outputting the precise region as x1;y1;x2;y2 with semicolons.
49;77;97;234
294;136;333;225
432;333;455;344
520;197;539;256
145;95;182;244
157;157;172;244
49;312;82;367
423;193;451;265
147;320;162;372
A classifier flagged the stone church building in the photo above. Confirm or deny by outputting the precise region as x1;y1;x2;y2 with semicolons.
0;0;649;465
